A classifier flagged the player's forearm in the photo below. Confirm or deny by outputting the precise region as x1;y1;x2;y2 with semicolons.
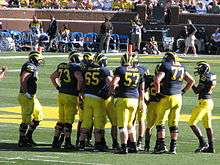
50;72;60;89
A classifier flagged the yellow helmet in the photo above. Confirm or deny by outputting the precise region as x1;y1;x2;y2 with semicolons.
29;51;44;65
120;53;132;66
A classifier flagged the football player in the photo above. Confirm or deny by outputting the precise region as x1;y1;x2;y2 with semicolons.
76;52;94;148
79;53;111;151
110;53;145;154
144;64;164;152
94;53;119;149
188;61;216;153
0;66;7;80
50;51;83;149
132;54;149;150
17;51;44;147
153;52;194;154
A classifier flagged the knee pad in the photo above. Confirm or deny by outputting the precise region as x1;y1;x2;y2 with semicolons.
128;126;135;134
169;126;179;133
119;127;128;134
20;123;28;130
64;123;72;133
156;125;165;132
55;122;64;130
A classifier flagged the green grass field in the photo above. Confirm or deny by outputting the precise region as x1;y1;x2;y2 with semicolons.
0;52;220;165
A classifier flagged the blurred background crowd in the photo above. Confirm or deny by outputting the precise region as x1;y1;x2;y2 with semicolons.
0;0;220;14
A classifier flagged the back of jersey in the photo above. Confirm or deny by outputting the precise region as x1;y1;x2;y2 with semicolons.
198;72;217;99
114;66;142;98
84;65;110;97
19;61;38;95
57;62;80;96
159;62;185;95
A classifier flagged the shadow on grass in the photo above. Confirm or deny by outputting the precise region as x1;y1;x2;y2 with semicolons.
0;143;111;153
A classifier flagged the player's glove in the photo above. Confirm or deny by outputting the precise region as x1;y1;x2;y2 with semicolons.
56;86;60;91
24;92;33;99
79;95;84;110
97;84;112;100
155;93;164;102
181;89;186;95
1;66;7;72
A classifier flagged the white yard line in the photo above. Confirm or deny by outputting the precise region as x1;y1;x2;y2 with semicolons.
32;155;59;159
0;55;68;59
0;160;16;164
0;156;112;165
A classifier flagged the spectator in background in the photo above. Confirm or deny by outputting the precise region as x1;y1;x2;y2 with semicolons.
0;0;8;7
8;0;20;7
102;0;112;10
66;0;79;9
50;0;61;9
175;26;187;53
47;15;58;51
195;27;206;53
209;0;220;14
130;14;143;52
0;66;7;80
93;0;104;10
183;19;197;56
210;28;220;54
112;0;122;10
29;15;43;50
121;0;134;11
195;1;207;14
99;16;113;53
81;0;93;10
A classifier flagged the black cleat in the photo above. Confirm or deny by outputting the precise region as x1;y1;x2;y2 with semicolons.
144;146;150;153
201;146;215;153
128;142;138;153
27;138;37;146
114;147;128;154
79;141;86;151
85;140;93;148
168;146;177;154
94;144;109;152
112;142;120;150
137;142;144;151
18;138;32;147
194;143;208;153
153;144;168;154
64;143;75;150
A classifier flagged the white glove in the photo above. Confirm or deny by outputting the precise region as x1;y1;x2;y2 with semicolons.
24;92;33;99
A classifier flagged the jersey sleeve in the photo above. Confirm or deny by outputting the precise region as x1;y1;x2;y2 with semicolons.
145;75;153;88
101;67;111;77
25;63;36;73
158;63;167;73
114;67;123;76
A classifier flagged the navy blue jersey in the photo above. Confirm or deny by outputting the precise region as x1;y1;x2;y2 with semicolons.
57;62;81;96
158;61;185;95
19;61;38;95
84;64;110;98
138;65;150;80
198;72;216;99
114;66;143;98
145;75;159;102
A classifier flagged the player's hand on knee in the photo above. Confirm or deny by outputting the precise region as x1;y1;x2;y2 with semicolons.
25;92;33;99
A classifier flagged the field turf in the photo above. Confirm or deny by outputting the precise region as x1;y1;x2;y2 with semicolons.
0;52;220;165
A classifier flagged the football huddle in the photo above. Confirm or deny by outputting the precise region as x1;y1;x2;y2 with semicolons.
5;50;216;155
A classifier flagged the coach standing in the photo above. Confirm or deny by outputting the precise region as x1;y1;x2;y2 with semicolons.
99;16;113;53
47;15;58;51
